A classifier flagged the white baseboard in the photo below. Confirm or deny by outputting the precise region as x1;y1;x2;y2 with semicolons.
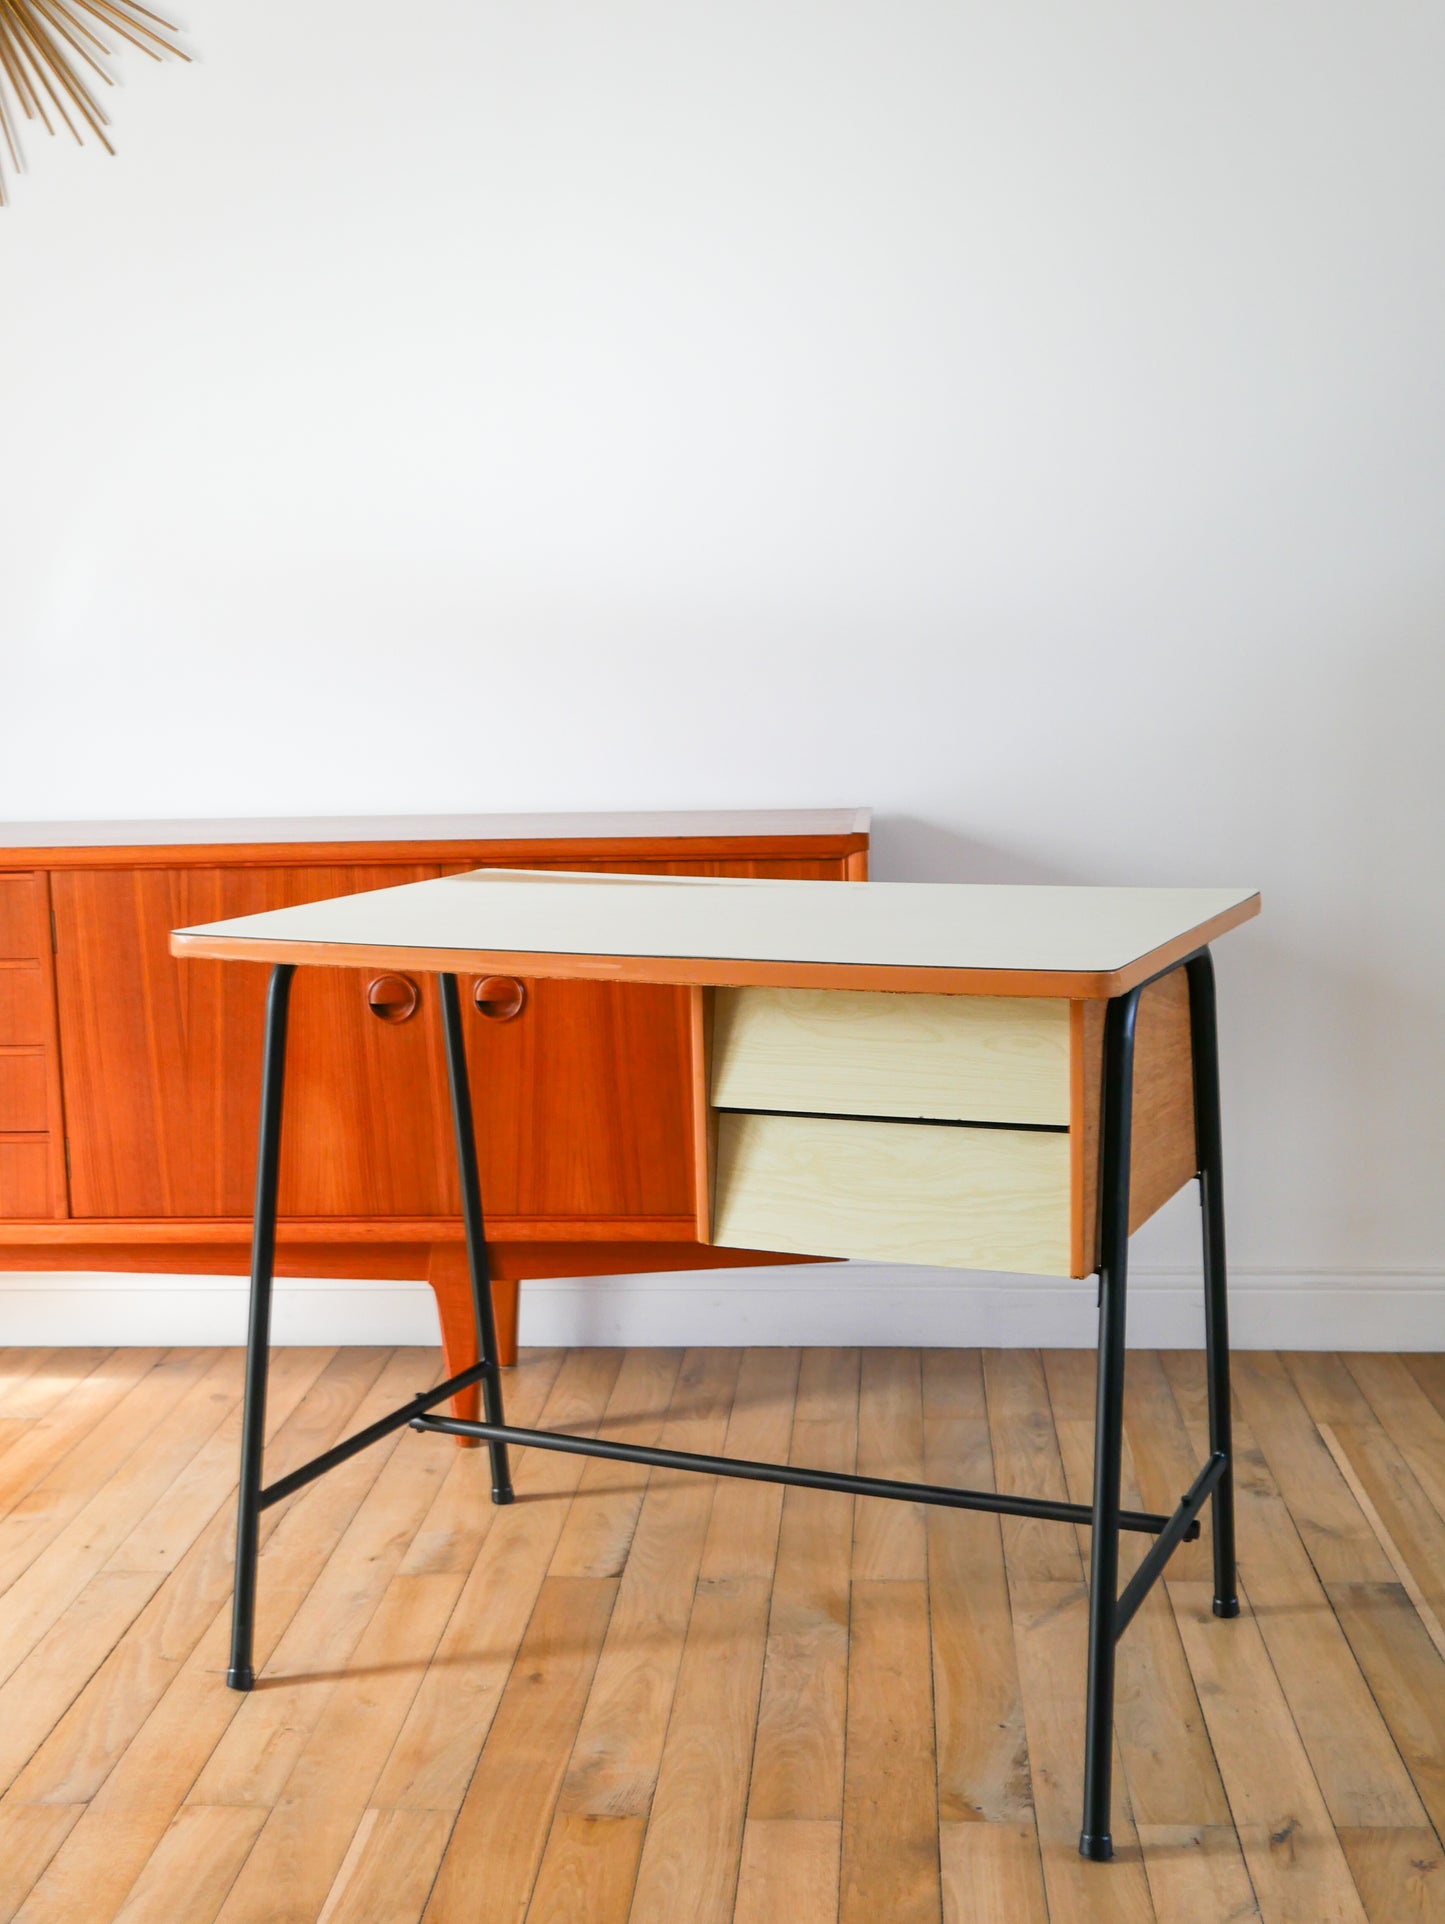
0;1263;1440;1350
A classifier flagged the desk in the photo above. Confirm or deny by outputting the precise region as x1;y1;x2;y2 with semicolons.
173;869;1260;1863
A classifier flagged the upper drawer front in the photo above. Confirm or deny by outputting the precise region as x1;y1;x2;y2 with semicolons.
710;987;1070;1126
712;1110;1071;1275
0;1052;49;1132
0;875;43;961
0;967;48;1045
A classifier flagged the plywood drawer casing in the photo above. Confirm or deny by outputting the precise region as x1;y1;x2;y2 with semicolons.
700;973;1199;1278
712;1111;1072;1274
710;987;1069;1125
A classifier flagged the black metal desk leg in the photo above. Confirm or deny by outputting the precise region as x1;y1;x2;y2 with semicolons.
1079;986;1142;1861
439;974;513;1505
227;962;295;1692
1187;951;1239;1618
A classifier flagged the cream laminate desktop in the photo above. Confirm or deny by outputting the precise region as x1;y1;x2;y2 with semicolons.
175;871;1258;1282
174;868;1258;995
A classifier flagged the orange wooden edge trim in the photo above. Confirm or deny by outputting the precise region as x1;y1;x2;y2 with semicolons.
167;892;1259;1000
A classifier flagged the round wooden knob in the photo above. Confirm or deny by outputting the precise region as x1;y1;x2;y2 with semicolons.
473;975;526;1022
366;974;420;1023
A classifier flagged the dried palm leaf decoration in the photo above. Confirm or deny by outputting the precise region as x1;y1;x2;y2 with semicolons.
0;0;188;204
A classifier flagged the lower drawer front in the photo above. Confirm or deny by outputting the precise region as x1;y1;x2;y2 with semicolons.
712;1111;1071;1275
0;1139;53;1217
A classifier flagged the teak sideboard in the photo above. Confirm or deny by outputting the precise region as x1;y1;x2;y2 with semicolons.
0;808;869;1372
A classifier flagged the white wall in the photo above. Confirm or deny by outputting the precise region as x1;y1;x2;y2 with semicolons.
2;2;1443;1346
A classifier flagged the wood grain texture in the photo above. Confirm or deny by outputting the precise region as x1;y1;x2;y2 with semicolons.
1171;1581;1369;1923
315;1810;452;1924
1068;1000;1092;1278
0;878;44;959
1326;1581;1445;1846
747;1348;858;1822
1338;1828;1445;1924
853;1348;926;1582
6;1341;1437;1924
1009;1577;1155;1923
735;1820;842;1924
712;1109;1072;1273
1223;1352;1395;1585
1136;1824;1259;1923
426;1245;520;1392
984;1347;1082;1584
5;1350;415;1924
840;1580;940;1924
710;986;1070;1125
50;864;704;1226
688;986;714;1241
423;1577;620;1924
368;1349;616;1818
1077;968;1197;1272
523;1813;645;1924
924;1352;1033;1825
941;1820;1048;1924
625;1574;773;1924
0;874;65;1223
1316;1423;1445;1664
556;1349;742;1823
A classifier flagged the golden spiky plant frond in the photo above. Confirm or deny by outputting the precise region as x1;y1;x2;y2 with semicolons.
0;0;188;204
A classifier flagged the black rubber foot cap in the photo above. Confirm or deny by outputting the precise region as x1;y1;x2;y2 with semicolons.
492;1487;516;1506
1213;1596;1241;1619
1078;1832;1114;1862
226;1666;255;1691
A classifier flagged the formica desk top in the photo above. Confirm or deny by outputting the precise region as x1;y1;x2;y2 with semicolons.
172;870;1260;1000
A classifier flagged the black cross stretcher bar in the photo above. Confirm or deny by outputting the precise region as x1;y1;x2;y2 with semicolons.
410;1410;1209;1546
254;1350;1206;1547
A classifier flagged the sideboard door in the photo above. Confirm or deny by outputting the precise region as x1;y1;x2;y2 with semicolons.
52;866;457;1219
51;865;699;1226
51;853;845;1231
464;979;696;1221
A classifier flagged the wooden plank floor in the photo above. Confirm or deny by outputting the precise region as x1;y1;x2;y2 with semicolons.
1;1345;1443;1923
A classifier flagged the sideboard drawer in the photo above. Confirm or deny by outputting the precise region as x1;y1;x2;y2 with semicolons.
0;966;48;1044
711;1109;1071;1274
0;1139;52;1217
710;987;1069;1126
0;875;43;960
0;1052;49;1132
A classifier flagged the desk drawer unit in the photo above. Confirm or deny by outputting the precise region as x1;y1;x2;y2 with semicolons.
701;977;1197;1279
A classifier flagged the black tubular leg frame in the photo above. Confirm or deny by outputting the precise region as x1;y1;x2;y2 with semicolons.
227;962;294;1691
438;973;513;1505
225;967;514;1692
1077;946;1238;1861
226;953;1239;1863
